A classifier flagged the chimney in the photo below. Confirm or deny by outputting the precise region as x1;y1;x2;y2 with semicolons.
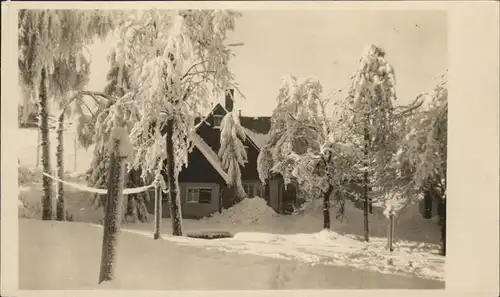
225;89;234;112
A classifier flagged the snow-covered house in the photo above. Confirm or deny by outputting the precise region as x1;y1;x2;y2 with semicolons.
146;90;298;219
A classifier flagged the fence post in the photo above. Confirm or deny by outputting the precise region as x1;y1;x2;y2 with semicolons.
388;213;395;252
153;178;161;240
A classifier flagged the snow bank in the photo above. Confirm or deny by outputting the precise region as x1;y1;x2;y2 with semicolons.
204;197;279;225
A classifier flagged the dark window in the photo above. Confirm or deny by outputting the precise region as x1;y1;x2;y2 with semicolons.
186;187;212;204
199;188;212;204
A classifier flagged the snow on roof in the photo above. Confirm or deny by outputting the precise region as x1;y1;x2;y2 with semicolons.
243;128;270;149
189;132;230;184
194;103;228;130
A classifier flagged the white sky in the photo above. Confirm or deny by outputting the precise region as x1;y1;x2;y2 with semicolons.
86;10;447;116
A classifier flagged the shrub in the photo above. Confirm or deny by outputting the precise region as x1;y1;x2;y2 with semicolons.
18;193;42;219
18;163;39;185
186;231;233;239
18;190;75;221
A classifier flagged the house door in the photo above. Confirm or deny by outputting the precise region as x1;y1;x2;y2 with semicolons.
280;183;297;214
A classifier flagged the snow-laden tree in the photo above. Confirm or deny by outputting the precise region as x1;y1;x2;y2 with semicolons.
257;75;356;227
86;49;151;223
18;9;118;220
218;110;248;200
390;72;448;255
258;76;324;184
49;53;93;221
97;9;241;236
337;44;398;241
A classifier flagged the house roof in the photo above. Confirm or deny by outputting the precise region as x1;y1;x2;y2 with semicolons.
189;131;230;184
194;103;272;150
239;116;271;150
242;127;270;149
189;101;272;184
239;116;272;135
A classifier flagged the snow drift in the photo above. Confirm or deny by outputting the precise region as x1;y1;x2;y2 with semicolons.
203;197;279;225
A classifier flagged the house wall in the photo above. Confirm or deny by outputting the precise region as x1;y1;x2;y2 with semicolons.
242;180;263;194
221;185;236;209
268;179;280;212
179;182;220;218
146;182;220;219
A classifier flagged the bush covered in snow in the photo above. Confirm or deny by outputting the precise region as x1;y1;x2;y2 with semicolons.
204;197;279;225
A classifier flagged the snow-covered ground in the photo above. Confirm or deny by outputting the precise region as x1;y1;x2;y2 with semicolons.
117;198;444;282
19;218;444;290
17;127;445;289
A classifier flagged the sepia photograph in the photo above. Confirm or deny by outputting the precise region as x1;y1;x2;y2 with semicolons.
1;1;499;295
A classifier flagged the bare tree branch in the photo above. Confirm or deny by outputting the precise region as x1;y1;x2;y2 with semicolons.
58;90;120;118
181;60;209;80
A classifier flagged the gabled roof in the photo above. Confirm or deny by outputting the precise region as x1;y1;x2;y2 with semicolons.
239;116;272;135
242;127;269;149
194;103;272;151
239;116;271;150
189;132;230;184
188;101;272;184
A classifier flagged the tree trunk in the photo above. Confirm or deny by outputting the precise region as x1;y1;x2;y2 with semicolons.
153;184;161;240
55;115;65;221
323;185;333;229
36;129;41;168
439;198;446;256
165;118;183;236
363;122;370;242
39;67;53;220
98;146;126;284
